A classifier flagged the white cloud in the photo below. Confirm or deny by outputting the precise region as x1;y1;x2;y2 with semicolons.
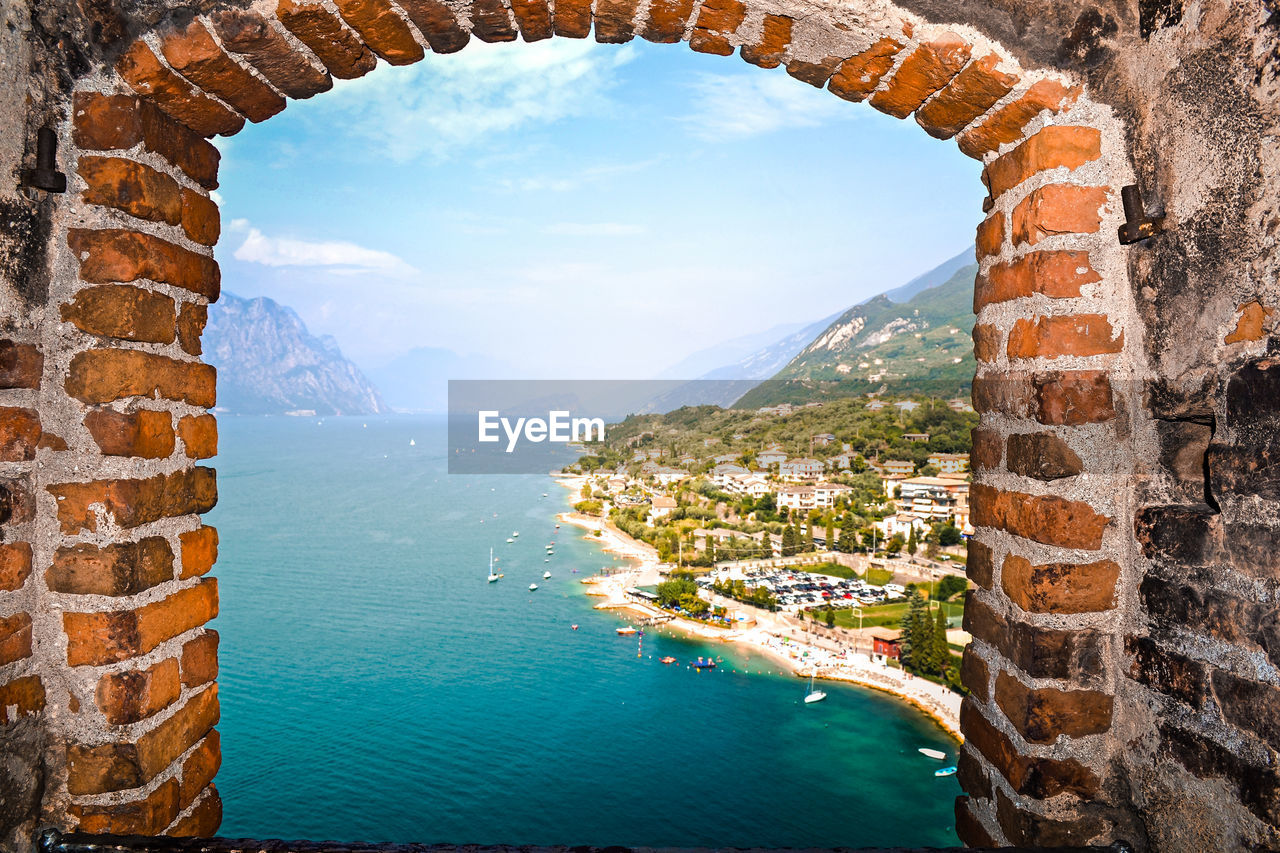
233;227;417;277
543;222;646;236
313;40;638;162
684;72;854;140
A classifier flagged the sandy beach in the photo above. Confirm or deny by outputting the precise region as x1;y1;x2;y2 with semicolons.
551;475;961;739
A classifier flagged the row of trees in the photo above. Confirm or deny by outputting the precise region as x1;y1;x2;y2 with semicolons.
899;589;954;678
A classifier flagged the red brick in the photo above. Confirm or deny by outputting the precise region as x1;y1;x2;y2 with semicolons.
209;9;334;98
973;323;1001;363
0;341;43;389
72;93;221;189
740;14;791;68
958;79;1080;160
0;675;45;724
64;578;219;667
171;785;222;836
552;0;591;36
38;430;68;451
994;669;1113;744
975;210;1004;259
83;408;175;459
970;428;1002;472
594;0;639;43
71;778;179;835
96;657;181;725
181;631;219;688
115;40;246;138
48;537;175;597
180;730;221;806
869;33;971;119
0;543;32;592
182;188;221;247
1002;552;1119;614
177;414;218;460
971;482;1109;550
180;525;219;579
1005;431;1083;480
966;537;994;588
0;407;40;462
67;685;219;794
48;467;217;535
68;229;218;300
954;795;997;847
915;53;1018;139
1224;300;1274;344
961;646;990;702
469;0;518;41
331;0;425;63
177;302;208;356
828;37;904;102
277;0;379;78
1012;183;1108;246
974;250;1100;311
0;477;35;524
785;56;843;88
78;155;182;225
640;0;695;42
61;285;177;344
507;0;551;41
397;0;471;51
960;697;1101;798
160;21;288;123
0;612;33;666
1007;314;1123;360
1033;370;1115;425
65;349;216;408
985;126;1102;199
689;0;745;55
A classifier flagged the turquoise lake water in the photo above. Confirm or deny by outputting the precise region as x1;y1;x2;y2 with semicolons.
208;415;960;846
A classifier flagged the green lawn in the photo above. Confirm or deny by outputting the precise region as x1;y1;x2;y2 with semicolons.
818;600;964;630
806;561;859;580
864;567;895;586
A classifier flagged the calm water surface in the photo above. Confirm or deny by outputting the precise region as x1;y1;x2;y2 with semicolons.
209;415;960;846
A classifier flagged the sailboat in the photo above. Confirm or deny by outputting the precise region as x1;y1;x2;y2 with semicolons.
803;672;827;704
543;571;552;579
528;583;538;591
487;548;501;583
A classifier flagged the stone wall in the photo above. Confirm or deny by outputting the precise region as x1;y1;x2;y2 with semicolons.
0;0;1276;850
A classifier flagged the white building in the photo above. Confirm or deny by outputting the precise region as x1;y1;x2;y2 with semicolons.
648;496;677;522
756;448;787;466
779;457;824;481
927;452;970;474
875;513;927;539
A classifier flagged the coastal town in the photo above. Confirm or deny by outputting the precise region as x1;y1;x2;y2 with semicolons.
555;395;978;736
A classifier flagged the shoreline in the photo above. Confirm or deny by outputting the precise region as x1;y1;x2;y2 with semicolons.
551;474;962;741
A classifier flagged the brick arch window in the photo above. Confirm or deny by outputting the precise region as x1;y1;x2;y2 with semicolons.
1;0;1152;847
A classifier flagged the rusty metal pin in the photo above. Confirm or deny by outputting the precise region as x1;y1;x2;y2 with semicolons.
20;126;67;194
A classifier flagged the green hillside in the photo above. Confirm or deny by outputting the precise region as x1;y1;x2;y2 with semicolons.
737;263;977;407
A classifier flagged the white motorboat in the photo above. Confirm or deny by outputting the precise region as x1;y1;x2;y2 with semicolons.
919;748;947;760
803;672;827;704
528;583;538;591
543;571;552;579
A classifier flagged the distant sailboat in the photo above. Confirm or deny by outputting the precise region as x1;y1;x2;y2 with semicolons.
409;438;415;446
529;583;538;591
487;548;501;583
804;672;827;704
543;571;552;579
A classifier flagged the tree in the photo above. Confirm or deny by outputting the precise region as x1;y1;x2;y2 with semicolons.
932;606;950;675
907;525;919;556
886;533;905;554
760;530;773;558
656;574;699;607
825;608;836;628
781;524;797;557
899;589;929;671
706;536;716;565
938;524;963;547
937;574;968;601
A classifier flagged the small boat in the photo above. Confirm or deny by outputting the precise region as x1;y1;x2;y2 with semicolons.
528;583;538;591
512;531;519;537
935;766;957;777
543;571;552;579
506;538;514;543
571;624;579;630
555;523;560;529
803;672;827;704
616;627;637;635
660;656;677;665
542;493;548;497
692;657;716;669
486;548;501;583
919;748;947;760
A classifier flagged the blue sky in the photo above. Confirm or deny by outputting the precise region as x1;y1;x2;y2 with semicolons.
212;38;984;378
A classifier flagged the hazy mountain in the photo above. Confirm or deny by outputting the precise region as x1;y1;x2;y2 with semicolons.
367;347;518;412
736;249;977;407
658;320;813;379
205;293;388;416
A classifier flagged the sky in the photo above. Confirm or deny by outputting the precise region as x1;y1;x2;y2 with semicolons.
212;37;985;379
